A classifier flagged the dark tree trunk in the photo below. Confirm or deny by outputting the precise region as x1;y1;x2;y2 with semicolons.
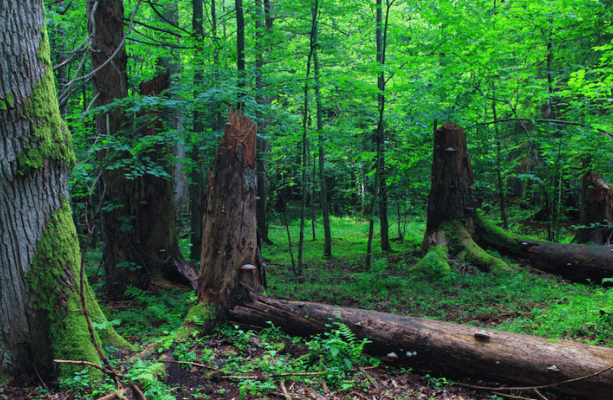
229;289;613;400
138;73;197;289
312;1;332;257
518;240;613;284
574;170;613;245
0;0;127;377
415;123;509;273
190;0;206;262
235;0;245;108
425;122;475;237
197;112;264;312
474;210;613;285
87;0;146;298
255;0;272;246
157;2;190;221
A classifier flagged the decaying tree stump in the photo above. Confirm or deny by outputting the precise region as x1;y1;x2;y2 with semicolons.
197;111;265;313
574;171;613;245
414;122;509;274
425;122;475;236
229;287;613;400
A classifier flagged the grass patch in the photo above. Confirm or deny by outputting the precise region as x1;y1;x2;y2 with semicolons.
263;213;613;348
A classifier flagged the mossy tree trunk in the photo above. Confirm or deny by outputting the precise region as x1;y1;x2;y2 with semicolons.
87;0;147;299
415;122;509;274
573;168;613;245
0;2;128;378
197;112;265;316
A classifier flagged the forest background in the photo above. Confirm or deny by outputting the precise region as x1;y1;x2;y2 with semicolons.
49;0;613;261
4;0;613;398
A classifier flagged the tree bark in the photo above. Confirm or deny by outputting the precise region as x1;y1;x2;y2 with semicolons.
87;0;146;299
0;1;127;378
312;1;332;258
235;0;246;108
574;170;613;245
425;122;475;236
255;0;273;246
415;122;510;274
518;240;613;283
474;212;613;285
189;0;206;262
138;72;197;289
230;289;613;400
197;112;264;312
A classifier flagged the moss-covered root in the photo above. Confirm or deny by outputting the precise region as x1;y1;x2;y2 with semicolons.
409;231;452;277
175;303;216;340
452;222;512;273
473;212;523;258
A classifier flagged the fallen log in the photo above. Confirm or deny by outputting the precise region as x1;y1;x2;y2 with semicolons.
229;288;613;400
474;213;613;284
518;240;613;284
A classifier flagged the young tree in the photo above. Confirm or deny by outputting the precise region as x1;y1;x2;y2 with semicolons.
312;0;332;258
366;0;394;267
0;1;127;378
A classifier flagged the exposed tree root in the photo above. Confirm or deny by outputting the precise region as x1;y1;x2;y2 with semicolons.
413;220;512;275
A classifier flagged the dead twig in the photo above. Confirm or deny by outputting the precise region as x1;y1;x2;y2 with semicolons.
53;359;126;379
279;380;292;400
455;364;613;399
491;392;536;400
163;360;223;373
129;382;147;400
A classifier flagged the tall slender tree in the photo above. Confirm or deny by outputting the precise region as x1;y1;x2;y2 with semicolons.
312;0;332;258
366;0;394;267
189;0;206;262
236;0;246;108
255;0;273;245
297;0;319;274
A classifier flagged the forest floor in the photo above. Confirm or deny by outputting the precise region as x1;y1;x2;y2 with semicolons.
0;212;604;400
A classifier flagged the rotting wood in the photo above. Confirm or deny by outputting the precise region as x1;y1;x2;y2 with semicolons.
198;111;263;312
229;287;613;400
518;240;613;284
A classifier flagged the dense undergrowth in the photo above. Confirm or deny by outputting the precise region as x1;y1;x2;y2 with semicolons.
7;209;613;400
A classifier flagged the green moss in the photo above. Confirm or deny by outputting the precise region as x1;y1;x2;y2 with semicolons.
148;361;168;382
175;303;215;340
474;212;523;258
451;222;511;273
27;201;130;379
409;242;451;277
16;25;75;175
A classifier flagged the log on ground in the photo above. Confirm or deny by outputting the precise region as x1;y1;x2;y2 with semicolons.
519;240;613;284
229;289;613;400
